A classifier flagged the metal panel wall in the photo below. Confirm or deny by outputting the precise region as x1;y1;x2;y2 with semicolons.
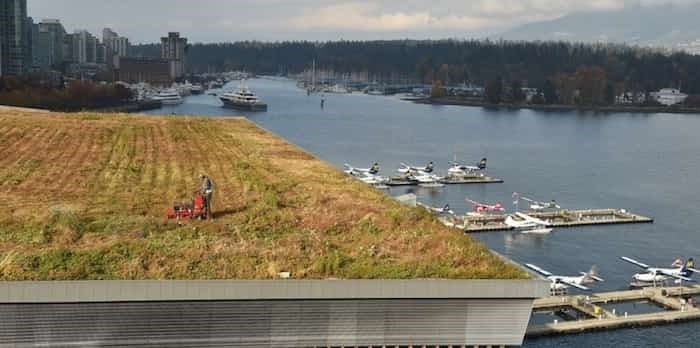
0;280;547;303
0;299;533;347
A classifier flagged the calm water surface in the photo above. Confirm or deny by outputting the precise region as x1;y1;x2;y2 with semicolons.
147;78;700;347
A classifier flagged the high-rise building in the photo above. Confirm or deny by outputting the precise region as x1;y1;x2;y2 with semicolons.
36;19;67;70
102;28;117;46
70;31;86;64
102;28;129;67
110;36;129;57
85;34;97;63
70;30;99;64
0;0;28;76
161;32;187;79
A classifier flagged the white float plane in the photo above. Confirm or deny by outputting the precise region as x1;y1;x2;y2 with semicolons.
397;162;443;187
505;212;553;234
525;263;604;292
344;163;389;186
520;196;561;211
344;163;380;176
448;158;487;176
426;204;455;215
397;162;434;175
620;257;698;286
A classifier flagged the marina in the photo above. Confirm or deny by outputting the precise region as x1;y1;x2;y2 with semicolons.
442;209;654;232
527;286;700;337
147;78;700;346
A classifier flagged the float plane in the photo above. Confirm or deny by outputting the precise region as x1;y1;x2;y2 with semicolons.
448;158;487;176
620;256;698;286
344;163;380;176
344;163;389;186
525;263;604;293
520;196;561;211
505;212;552;234
397;162;435;175
465;197;504;213
426;204;455;215
397;162;443;187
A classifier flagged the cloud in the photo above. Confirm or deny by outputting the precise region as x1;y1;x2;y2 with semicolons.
27;0;700;42
285;1;649;34
289;3;497;32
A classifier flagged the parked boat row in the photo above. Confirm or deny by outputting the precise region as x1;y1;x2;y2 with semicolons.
344;158;500;188
124;81;204;104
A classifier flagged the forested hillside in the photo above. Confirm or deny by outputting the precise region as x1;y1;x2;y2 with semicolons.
132;40;700;95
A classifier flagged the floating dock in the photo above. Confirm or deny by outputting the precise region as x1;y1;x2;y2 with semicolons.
527;286;700;337
387;175;503;186
442;209;653;232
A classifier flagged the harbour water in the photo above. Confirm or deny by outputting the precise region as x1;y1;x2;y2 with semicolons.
146;78;700;347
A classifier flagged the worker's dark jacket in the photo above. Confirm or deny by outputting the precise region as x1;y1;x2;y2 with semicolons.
201;178;213;195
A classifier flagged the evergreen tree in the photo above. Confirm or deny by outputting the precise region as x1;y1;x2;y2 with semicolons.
604;83;616;105
511;80;524;103
542;79;557;104
485;77;503;104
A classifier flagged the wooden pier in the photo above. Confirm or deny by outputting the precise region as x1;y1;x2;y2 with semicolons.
527;286;700;337
442;209;653;233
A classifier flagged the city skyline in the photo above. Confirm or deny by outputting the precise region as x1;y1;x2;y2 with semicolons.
28;0;700;43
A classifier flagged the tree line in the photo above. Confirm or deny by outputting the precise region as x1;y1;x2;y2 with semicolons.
132;40;700;100
0;77;132;111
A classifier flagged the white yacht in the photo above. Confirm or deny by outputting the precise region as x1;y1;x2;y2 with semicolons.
190;84;204;95
220;83;268;111
151;89;184;105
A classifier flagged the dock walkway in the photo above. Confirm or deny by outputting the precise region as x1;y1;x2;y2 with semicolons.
527;286;700;337
445;209;653;233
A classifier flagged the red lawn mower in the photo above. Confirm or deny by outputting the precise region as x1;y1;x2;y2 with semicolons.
166;193;208;221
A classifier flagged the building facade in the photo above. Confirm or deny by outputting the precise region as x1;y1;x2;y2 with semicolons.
115;56;171;84
0;280;547;347
103;28;129;67
110;36;129;57
161;32;187;79
0;0;28;76
35;19;66;71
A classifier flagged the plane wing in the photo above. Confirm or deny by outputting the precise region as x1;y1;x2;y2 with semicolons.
515;212;550;226
524;263;553;277
689;268;700;274
658;270;695;282
559;280;591;291
620;256;650;270
587;274;605;282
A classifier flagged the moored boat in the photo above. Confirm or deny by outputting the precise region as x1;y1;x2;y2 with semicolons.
219;83;268;111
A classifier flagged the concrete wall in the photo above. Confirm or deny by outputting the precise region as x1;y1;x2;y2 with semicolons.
0;280;547;347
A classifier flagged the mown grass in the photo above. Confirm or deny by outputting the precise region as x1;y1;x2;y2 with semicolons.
0;108;527;280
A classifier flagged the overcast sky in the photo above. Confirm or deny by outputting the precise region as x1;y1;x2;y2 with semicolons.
28;0;700;43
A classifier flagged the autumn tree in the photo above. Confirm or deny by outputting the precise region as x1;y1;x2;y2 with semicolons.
430;80;444;98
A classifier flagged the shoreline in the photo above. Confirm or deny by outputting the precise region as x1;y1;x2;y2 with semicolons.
415;97;700;115
89;100;163;113
0;100;163;114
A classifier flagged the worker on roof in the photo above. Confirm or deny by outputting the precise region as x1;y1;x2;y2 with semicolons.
199;174;213;219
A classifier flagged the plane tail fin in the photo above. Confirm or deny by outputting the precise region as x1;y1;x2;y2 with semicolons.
582;265;604;282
